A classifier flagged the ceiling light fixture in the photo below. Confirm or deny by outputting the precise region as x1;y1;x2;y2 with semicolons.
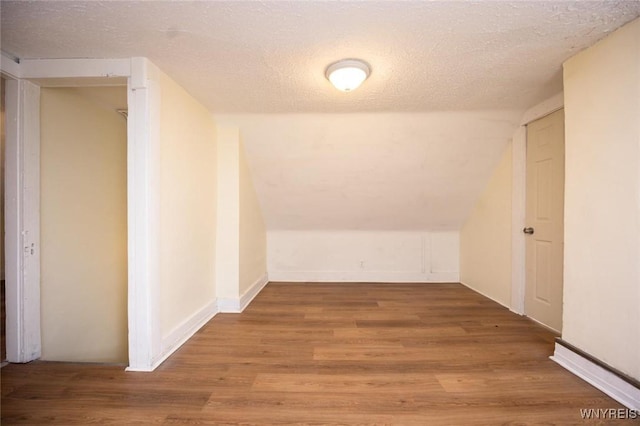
325;59;371;92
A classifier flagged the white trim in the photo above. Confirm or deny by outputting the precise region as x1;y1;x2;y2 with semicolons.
4;79;41;363
19;58;131;80
4;80;20;361
240;272;269;312
27;77;128;88
460;281;510;310
510;126;526;315
527;314;560;335
240;273;269;311
126;57;162;372
1;52;22;79
2;56;160;371
217;298;241;313
267;271;459;283
551;343;640;410
520;92;564;126
135;299;220;372
218;273;269;313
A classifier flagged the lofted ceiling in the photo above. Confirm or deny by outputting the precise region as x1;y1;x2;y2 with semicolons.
219;112;521;230
1;1;639;113
2;1;639;232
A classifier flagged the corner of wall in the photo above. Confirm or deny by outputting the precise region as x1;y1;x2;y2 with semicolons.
215;124;240;300
156;298;219;369
459;141;513;309
218;272;268;313
239;136;268;294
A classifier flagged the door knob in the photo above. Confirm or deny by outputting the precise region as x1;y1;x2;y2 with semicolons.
523;227;534;235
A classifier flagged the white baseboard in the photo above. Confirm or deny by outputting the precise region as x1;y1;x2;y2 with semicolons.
239;273;269;311
267;270;459;283
218;273;269;313
217;297;241;313
459;283;561;331
526;314;560;334
151;299;219;370
551;342;640;410
459;280;511;310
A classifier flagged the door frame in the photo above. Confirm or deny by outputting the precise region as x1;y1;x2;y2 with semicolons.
1;56;162;370
2;58;41;363
510;92;564;316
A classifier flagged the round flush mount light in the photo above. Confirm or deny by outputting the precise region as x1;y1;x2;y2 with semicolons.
325;59;371;92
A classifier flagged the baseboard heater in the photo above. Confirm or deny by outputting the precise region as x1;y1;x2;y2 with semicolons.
551;338;640;410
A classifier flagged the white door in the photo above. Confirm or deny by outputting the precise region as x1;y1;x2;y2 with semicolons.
525;109;565;332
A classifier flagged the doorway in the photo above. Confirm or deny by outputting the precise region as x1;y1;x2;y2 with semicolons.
524;108;565;332
39;86;128;363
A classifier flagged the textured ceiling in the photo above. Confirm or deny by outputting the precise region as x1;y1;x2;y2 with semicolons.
2;1;639;113
2;1;639;232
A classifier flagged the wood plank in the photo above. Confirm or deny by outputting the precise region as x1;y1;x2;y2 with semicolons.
252;373;442;393
1;282;625;424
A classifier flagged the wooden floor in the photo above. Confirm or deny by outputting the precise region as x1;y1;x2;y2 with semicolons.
1;283;625;424
1;280;5;362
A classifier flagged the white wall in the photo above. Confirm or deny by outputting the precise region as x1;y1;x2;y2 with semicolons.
217;112;517;286
268;231;459;283
239;141;267;294
40;86;128;363
562;17;640;380
460;143;513;306
157;70;218;340
217;112;520;232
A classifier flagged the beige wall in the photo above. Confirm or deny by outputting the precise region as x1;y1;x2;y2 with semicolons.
215;126;240;300
215;124;267;302
40;87;128;363
563;17;640;380
239;141;267;294
460;143;513;307
157;70;218;337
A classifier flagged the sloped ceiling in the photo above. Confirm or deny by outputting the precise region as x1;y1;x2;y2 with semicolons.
2;1;639;231
219;112;521;230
